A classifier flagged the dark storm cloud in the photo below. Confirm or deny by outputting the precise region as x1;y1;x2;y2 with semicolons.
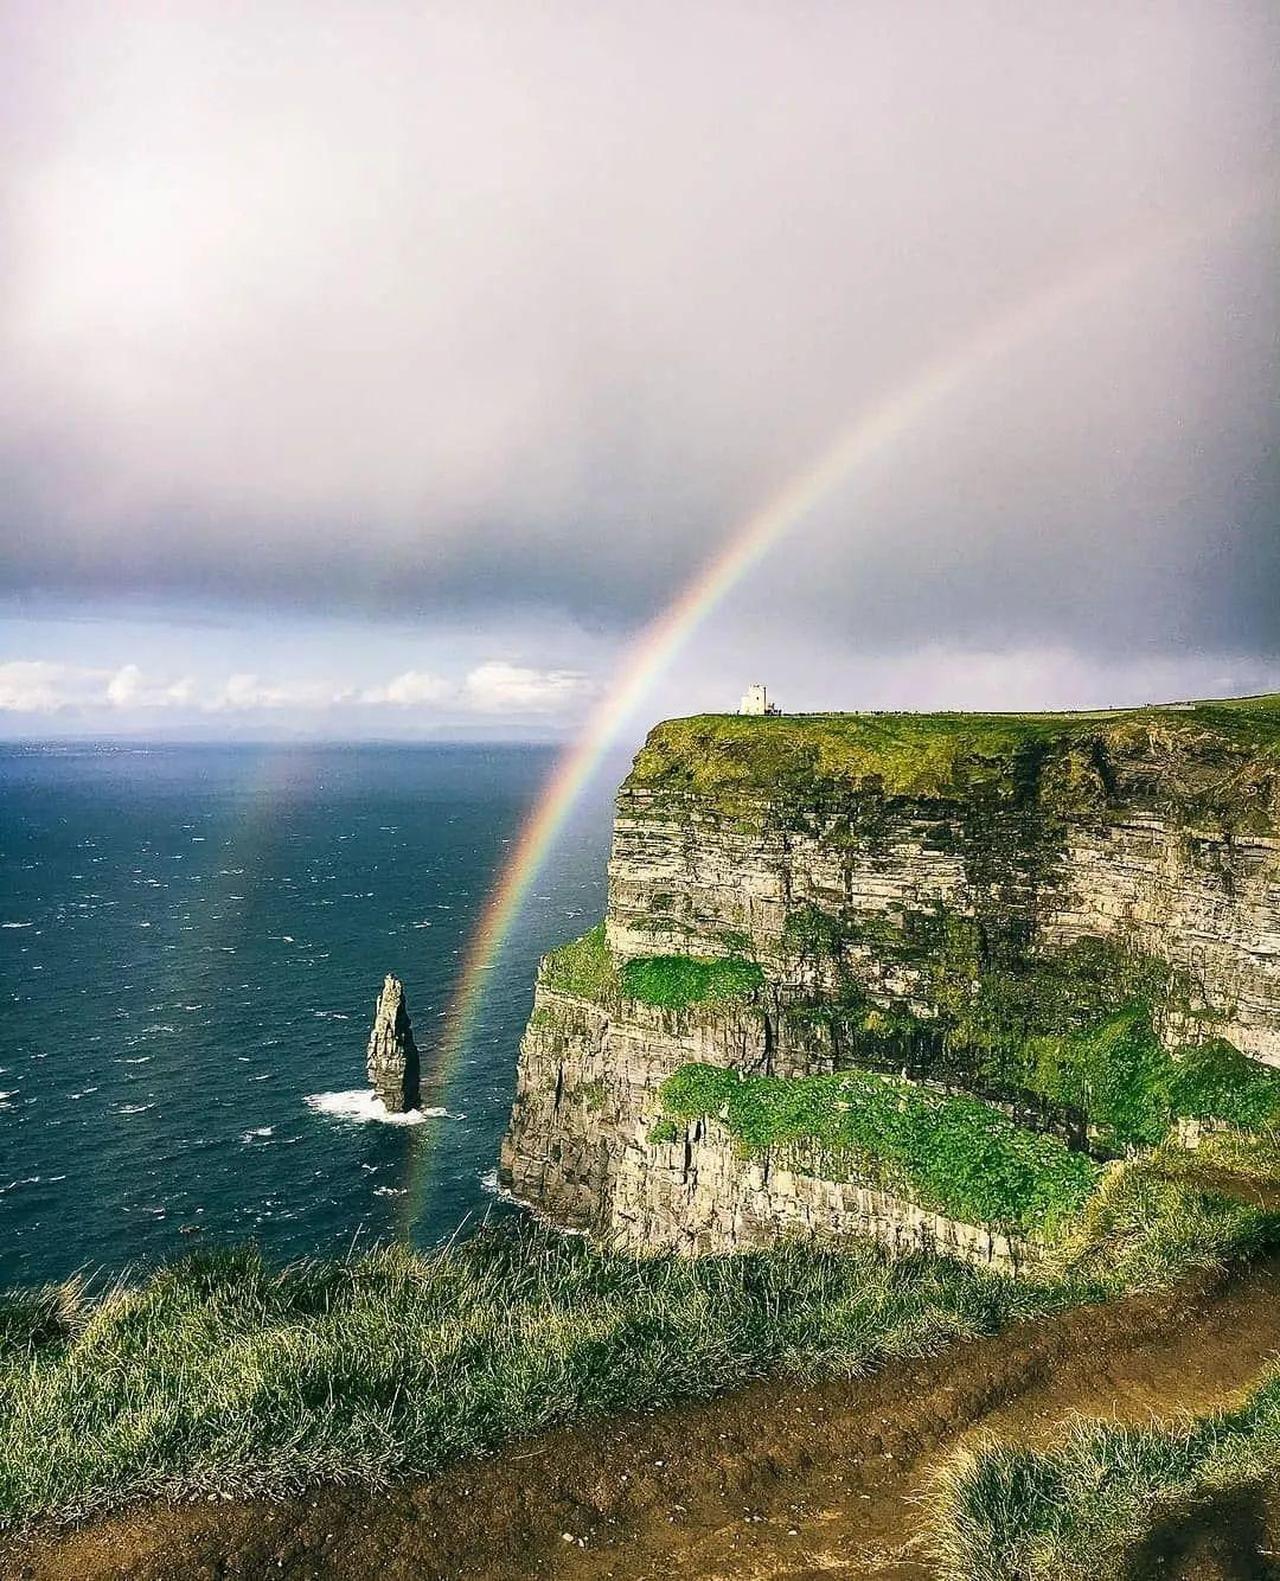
1;0;1276;655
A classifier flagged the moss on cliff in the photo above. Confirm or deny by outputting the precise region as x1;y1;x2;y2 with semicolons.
620;953;763;1009
780;920;1280;1153
540;924;762;1013
657;1064;1099;1235
540;923;618;1002
1013;1011;1280;1150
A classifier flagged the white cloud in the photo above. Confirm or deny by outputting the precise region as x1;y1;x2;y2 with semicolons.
105;663;195;709
0;660;201;714
104;663;143;706
206;673;350;712
0;651;600;726
0;661;97;713
360;670;453;707
462;662;593;714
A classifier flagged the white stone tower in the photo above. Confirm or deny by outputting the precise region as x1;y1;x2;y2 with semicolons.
739;683;777;716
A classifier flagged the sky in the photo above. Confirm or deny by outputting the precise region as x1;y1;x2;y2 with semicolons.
1;0;1277;741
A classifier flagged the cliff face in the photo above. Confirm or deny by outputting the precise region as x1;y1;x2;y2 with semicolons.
500;986;1030;1268
501;702;1280;1263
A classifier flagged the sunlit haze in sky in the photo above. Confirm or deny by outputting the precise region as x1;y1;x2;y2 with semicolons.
2;1;1277;740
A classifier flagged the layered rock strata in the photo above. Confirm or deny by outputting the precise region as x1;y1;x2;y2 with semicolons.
501;706;1280;1264
500;985;1032;1269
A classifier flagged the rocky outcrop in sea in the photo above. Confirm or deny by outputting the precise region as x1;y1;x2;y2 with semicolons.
366;973;420;1113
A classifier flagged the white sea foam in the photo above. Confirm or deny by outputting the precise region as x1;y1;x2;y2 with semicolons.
242;1126;275;1142
304;1090;447;1126
372;1185;407;1197
478;1168;500;1195
115;1102;155;1115
1;921;33;929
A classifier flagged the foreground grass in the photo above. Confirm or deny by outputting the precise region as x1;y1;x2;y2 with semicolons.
0;1167;1271;1532
0;1227;1063;1528
933;1361;1280;1581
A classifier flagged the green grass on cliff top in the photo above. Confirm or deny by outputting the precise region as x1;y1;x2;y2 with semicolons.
658;1064;1099;1236
625;694;1280;803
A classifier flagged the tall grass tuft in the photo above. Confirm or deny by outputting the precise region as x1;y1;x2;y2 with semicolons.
932;1363;1280;1581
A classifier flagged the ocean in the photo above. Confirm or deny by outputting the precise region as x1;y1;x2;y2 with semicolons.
0;741;615;1289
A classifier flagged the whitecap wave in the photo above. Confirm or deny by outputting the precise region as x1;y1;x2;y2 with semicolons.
1;921;33;929
241;1126;275;1142
304;1089;447;1126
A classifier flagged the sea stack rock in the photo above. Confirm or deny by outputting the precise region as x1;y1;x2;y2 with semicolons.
365;974;421;1113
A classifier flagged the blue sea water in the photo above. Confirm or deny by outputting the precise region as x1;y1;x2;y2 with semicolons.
0;741;615;1289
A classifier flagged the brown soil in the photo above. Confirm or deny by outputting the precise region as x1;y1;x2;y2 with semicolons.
1127;1482;1280;1581
5;1249;1280;1581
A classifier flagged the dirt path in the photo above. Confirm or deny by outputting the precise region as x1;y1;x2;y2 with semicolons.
6;1247;1280;1581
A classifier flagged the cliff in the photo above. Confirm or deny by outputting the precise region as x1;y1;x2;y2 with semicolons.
501;697;1280;1267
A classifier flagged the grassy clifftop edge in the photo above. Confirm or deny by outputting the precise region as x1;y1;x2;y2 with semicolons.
623;695;1280;814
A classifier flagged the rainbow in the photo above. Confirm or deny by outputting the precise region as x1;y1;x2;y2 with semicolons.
401;184;1269;1231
